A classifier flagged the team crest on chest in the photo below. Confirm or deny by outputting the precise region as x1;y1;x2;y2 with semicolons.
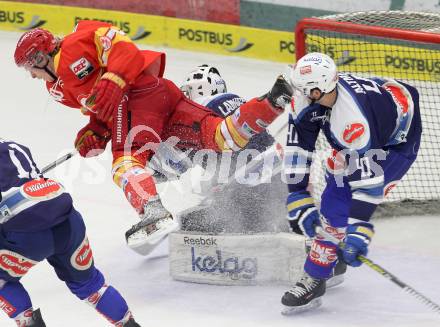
69;57;94;80
343;122;365;144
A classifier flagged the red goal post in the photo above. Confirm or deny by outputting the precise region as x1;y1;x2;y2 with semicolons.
295;16;440;60
294;11;440;216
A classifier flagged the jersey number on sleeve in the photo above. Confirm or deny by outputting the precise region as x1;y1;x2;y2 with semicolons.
8;143;39;179
287;123;299;145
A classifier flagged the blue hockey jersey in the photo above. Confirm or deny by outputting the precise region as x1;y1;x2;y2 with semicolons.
197;93;247;118
0;140;73;232
285;73;421;220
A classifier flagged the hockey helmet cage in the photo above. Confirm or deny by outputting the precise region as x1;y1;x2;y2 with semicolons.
181;64;227;100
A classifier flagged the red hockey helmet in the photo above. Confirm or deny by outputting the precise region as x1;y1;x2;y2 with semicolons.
14;28;58;67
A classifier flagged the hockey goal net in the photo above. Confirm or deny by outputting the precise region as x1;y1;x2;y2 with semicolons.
295;11;440;216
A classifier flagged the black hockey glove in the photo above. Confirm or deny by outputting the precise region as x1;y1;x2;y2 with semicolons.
261;75;293;109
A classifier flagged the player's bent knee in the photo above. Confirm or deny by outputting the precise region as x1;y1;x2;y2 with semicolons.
66;267;105;300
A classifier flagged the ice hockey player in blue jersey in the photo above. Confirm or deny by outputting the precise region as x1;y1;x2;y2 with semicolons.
282;53;422;312
0;140;141;326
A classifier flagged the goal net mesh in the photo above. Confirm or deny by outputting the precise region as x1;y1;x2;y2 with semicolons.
296;11;440;216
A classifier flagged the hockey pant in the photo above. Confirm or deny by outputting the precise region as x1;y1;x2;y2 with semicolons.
110;74;282;203
0;209;132;325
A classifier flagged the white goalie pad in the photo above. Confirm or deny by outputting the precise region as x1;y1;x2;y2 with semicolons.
169;231;306;285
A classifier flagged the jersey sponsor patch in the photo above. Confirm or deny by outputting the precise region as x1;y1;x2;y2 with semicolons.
326;149;346;174
69;57;94;80
300;65;312;75
0;250;38;278
343;122;365;144
70;236;94;271
384;181;398;197
0;295;17;317
99;35;112;51
309;241;337;267
20;179;64;201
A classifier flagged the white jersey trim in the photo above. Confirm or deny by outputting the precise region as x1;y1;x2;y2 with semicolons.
329;84;371;152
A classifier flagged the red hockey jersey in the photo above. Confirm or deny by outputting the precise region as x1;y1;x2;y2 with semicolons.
46;20;165;112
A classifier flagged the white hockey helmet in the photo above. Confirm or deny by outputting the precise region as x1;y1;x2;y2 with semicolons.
180;64;227;100
289;52;338;97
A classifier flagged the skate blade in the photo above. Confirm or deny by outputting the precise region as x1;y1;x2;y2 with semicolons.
127;219;179;255
281;298;322;315
327;275;344;289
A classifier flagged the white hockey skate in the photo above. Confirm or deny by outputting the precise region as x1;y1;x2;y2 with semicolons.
125;197;179;256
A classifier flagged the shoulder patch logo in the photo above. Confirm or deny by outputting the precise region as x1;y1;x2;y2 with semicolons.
21;179;63;200
343;123;365;144
99;35;112;51
69;57;94;80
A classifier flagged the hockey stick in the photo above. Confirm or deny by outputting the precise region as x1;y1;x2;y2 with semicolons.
317;226;440;315
41;150;77;175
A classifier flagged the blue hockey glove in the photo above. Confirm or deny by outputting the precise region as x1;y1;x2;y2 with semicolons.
286;191;321;238
342;222;375;267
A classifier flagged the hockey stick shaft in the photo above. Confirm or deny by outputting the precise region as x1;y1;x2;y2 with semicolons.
41;150;77;175
316;227;440;314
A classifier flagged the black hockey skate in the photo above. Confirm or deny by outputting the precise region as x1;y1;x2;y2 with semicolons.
123;318;141;327
30;309;46;326
281;272;326;315
327;260;347;288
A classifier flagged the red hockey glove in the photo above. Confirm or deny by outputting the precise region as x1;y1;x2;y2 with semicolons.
86;72;127;122
75;116;111;158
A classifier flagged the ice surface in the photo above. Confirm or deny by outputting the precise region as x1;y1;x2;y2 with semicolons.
1;31;439;326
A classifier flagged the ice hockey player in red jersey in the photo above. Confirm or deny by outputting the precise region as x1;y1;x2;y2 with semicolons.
0;139;141;326
14;22;293;255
